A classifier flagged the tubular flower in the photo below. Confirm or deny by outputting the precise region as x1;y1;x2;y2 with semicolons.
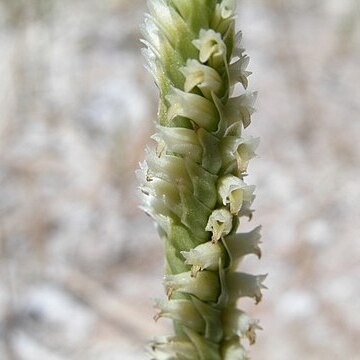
138;1;265;359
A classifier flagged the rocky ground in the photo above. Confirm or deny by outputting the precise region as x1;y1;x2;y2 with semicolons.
0;0;359;359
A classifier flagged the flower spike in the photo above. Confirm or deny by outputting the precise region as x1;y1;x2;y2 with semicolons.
139;1;265;358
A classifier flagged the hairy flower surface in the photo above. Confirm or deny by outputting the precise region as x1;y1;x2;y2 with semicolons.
138;1;265;359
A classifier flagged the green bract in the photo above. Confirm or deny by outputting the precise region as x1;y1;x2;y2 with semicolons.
137;1;266;359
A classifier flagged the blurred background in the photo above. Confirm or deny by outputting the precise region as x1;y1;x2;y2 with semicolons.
0;0;359;359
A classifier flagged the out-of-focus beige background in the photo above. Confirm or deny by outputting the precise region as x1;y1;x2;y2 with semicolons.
0;0;359;359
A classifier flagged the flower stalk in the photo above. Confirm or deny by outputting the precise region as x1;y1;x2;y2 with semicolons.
137;1;265;358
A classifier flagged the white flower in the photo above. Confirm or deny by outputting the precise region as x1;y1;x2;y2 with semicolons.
146;0;187;49
156;125;202;162
224;226;262;269
145;146;190;186
154;299;204;332
219;0;236;20
211;0;237;35
224;92;257;129
223;308;261;344
149;335;196;360
232;31;245;59
193;29;226;66
229;54;252;89
164;270;220;302
181;59;223;99
221;337;249;360
166;87;218;131
227;272;267;304
181;241;225;276
220;135;259;174
218;175;255;214
205;208;233;243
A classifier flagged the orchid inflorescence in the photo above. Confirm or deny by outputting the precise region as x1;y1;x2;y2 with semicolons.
137;1;266;359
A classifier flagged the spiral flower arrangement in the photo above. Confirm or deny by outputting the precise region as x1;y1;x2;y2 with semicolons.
137;1;266;358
